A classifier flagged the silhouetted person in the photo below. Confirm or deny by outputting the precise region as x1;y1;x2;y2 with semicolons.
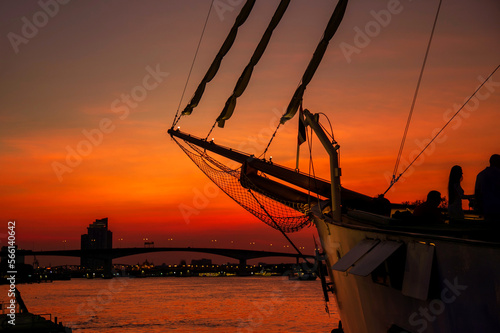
370;194;392;217
448;165;473;220
413;190;444;223
475;154;500;221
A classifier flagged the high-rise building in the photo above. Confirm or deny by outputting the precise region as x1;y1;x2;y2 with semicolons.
80;218;113;272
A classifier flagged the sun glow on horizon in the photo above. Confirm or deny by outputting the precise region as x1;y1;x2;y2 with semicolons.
1;0;499;250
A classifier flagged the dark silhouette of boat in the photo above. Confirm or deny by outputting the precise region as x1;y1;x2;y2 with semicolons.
288;270;317;281
0;288;72;332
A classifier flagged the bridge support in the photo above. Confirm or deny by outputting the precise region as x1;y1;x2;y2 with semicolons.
238;258;249;276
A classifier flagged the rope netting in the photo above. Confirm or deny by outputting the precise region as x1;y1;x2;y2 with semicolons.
173;137;313;233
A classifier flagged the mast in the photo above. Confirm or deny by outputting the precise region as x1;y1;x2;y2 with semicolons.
302;109;342;222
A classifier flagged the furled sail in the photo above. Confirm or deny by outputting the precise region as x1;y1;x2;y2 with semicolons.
181;0;256;116
280;0;348;124
216;0;291;128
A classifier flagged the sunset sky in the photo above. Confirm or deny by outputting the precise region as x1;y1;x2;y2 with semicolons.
1;0;499;265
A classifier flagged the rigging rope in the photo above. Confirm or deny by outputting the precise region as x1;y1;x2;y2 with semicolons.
259;122;281;159
389;0;442;191
172;0;215;128
205;121;218;141
384;64;500;195
247;190;310;263
262;0;349;155
318;113;335;142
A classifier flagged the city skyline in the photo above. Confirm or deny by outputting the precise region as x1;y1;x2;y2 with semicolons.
1;1;499;255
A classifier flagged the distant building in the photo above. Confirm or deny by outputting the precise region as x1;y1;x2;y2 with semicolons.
80;218;113;272
191;258;212;266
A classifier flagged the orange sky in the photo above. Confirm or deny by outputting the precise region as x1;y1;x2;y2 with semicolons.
1;0;499;263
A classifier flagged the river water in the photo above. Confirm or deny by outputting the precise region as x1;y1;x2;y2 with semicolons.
2;277;340;332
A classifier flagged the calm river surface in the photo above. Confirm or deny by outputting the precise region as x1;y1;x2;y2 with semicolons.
3;277;340;332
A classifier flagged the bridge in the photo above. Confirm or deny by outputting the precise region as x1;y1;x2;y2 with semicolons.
7;247;315;275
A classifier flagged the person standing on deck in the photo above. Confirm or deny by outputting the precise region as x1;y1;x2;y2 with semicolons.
475;154;500;222
448;165;474;220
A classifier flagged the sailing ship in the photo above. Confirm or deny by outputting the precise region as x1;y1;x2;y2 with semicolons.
168;1;500;332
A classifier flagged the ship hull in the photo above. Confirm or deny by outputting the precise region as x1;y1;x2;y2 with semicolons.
315;211;500;333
